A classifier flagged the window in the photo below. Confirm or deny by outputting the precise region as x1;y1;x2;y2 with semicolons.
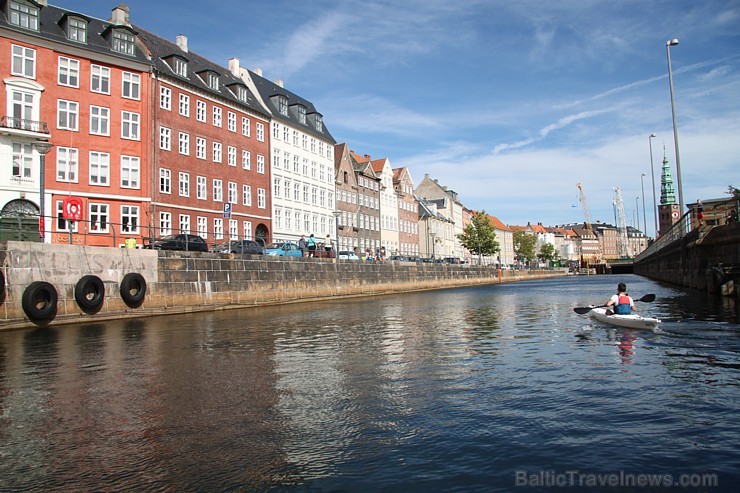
121;155;140;189
228;182;237;204
89;203;109;232
243;185;252;206
9;1;38;30
196;100;206;122
257;155;265;174
256;122;264;142
67;17;87;43
121;111;140;140
159;212;172;236
236;85;248;102
178;132;190;155
283;126;289;142
207;72;219;90
303;185;309;203
159;86;171;110
58;57;80;87
179;94;190;117
258;188;266;209
293;182;300;201
228;112;236;132
196;217;207;238
228;146;236;167
274;178;281;198
196;137;206;159
10;89;33;125
213;179;223;202
212;142;222;163
243;221;252;239
272;123;280;140
121;205;139;234
12;143;32;178
293;130;299;146
197;176;207;200
179;215;191;234
112;29;135;55
56;201;79;232
214;218;223;240
302;134;307;149
159;126;171;150
90;106;110;135
91;65;110;94
89;151;110;185
160;168;171;194
174;57;187;77
56;147;78;182
179;172;190;197
122;72;140;99
316;114;324;132
242;117;250;136
277;95;288;115
11;44;35;78
284;179;291;199
297;105;306;124
272;148;280;169
212;106;222;127
229;220;238;239
57;100;79;130
242;150;251;169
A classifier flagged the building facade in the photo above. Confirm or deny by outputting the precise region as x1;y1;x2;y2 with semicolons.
393;166;419;256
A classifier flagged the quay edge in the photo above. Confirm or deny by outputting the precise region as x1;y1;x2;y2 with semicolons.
0;241;565;331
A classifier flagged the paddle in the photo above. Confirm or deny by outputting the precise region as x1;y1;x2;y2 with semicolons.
573;294;656;315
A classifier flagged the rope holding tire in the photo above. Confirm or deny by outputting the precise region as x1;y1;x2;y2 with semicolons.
75;275;105;313
120;273;146;308
22;281;58;326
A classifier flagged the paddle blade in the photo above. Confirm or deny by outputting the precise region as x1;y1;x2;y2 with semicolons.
573;306;593;315
638;294;656;303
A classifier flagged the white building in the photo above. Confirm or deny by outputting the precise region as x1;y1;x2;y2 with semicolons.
371;157;399;254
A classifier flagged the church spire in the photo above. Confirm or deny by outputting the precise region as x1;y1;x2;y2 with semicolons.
660;145;677;205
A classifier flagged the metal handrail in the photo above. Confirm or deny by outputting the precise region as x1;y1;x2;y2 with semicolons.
635;210;691;262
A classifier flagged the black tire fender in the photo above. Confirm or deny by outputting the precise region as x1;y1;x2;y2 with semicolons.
120;273;146;308
0;270;5;302
75;275;105;313
22;281;58;325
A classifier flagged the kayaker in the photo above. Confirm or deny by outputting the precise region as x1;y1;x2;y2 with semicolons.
605;282;636;315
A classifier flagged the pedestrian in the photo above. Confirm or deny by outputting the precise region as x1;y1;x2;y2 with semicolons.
325;234;333;255
697;200;704;226
306;234;317;257
298;235;307;256
605;282;636;315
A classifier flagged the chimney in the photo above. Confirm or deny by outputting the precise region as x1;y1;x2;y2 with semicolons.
176;34;188;53
275;79;284;88
254;67;263;76
110;4;130;26
228;58;240;77
37;0;47;6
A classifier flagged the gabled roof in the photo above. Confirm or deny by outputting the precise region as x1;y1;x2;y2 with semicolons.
370;158;390;174
0;3;150;66
249;69;336;144
135;28;270;117
487;215;510;231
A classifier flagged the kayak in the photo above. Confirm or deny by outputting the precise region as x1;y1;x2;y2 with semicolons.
585;307;661;330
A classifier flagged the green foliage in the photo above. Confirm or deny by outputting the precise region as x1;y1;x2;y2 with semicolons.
537;242;559;263
726;185;740;200
513;230;537;263
457;211;500;258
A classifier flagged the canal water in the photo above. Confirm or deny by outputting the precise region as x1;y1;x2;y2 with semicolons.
1;275;738;492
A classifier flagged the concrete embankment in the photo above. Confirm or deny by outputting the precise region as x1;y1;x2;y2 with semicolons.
0;241;565;331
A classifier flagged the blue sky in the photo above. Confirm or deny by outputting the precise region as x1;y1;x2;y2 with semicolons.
57;0;740;236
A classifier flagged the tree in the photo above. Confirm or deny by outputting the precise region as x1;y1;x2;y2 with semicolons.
537;242;559;265
513;230;537;266
457;210;499;263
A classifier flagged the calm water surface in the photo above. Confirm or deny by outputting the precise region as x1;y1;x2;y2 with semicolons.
1;275;738;492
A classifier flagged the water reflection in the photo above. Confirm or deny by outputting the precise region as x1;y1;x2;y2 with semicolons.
0;275;738;491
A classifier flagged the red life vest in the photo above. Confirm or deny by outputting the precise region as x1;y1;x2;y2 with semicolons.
615;294;632;314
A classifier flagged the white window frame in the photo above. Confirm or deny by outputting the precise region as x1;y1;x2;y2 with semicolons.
256;122;264;142
56;146;78;183
58;56;80;88
91;64;110;94
242;150;251;170
243;185;252;206
179;93;190;117
160;168;171;194
212;106;222;127
89;151;110;186
89;203;109;233
11;44;36;78
122;72;140;100
258;188;266;209
89;105;110;136
227;111;236;132
160;86;172;110
197;176;207;200
179;172;190;197
228;146;236;167
257;155;265;174
196;137;206;160
196;100;206;122
121;111;140;140
120;155;140;189
212;142;222;163
213;179;223;202
159;211;172;236
121;205;140;234
242;117;250;136
159;126;171;150
178;132;190;155
57;99;79;131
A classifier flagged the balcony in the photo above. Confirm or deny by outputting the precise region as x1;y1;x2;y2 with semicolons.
0;116;50;134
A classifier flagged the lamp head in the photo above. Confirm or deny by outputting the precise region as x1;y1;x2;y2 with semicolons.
667;39;679;46
649;133;656;138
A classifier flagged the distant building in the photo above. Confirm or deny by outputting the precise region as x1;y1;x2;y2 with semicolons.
658;148;681;237
393;166;419;256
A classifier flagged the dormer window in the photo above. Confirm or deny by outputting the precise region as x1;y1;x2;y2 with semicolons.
112;29;136;55
277;95;288;116
228;83;248;103
315;114;323;132
9;0;39;30
296;105;306;124
165;55;188;77
198;70;219;90
67;17;87;43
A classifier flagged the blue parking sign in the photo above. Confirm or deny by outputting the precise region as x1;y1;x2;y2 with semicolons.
223;203;232;218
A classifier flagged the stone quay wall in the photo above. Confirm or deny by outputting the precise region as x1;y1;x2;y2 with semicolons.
0;241;564;330
634;222;740;294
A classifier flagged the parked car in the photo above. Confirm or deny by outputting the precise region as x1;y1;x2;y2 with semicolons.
312;243;335;258
213;239;264;255
264;242;303;257
444;257;462;264
337;250;360;260
389;255;409;262
145;234;209;252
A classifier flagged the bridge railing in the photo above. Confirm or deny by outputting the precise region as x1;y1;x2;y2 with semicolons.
635;210;692;262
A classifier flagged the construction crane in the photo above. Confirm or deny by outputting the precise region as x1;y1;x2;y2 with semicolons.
613;187;632;258
576;182;601;265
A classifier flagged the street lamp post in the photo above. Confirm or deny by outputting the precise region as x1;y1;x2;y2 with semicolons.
636;196;640;230
666;39;685;228
640;173;647;234
430;231;436;259
332;211;341;260
648;133;658;237
33;140;53;241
